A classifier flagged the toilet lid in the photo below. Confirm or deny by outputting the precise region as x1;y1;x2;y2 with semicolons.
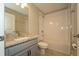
38;42;48;47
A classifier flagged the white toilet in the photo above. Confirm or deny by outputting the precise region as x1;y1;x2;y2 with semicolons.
38;42;48;55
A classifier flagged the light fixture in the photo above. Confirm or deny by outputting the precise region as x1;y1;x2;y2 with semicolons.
16;3;19;5
21;3;25;8
49;22;53;25
16;3;28;8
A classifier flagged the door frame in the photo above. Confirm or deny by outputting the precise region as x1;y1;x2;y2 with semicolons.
69;4;77;56
0;3;4;56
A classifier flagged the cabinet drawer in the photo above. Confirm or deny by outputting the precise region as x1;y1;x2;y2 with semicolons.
8;39;38;55
29;44;39;56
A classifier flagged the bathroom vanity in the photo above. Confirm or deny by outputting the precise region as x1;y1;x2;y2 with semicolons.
5;36;39;56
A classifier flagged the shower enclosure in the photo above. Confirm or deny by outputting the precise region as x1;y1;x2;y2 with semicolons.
38;3;77;56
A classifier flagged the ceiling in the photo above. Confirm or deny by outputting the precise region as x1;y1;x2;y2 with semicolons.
5;3;68;15
34;3;68;14
5;3;28;15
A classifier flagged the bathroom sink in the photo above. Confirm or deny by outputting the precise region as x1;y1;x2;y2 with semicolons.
15;37;30;41
5;35;38;47
15;35;38;41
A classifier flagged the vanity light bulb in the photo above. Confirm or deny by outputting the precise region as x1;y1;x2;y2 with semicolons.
16;3;20;5
49;22;53;25
23;3;27;7
21;4;25;8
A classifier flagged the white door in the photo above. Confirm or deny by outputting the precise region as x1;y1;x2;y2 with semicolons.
0;3;4;56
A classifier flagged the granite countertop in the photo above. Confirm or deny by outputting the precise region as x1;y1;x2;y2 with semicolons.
5;35;38;48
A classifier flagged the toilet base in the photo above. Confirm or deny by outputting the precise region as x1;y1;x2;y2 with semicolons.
40;48;46;56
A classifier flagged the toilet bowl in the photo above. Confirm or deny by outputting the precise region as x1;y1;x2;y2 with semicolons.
38;42;48;55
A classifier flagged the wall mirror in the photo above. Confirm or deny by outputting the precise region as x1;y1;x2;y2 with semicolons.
4;3;28;41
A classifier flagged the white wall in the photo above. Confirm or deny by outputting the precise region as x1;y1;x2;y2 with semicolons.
43;9;70;55
0;3;4;56
0;3;4;36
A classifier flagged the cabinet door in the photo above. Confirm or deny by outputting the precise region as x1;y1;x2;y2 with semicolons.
30;44;39;56
5;48;9;56
14;50;28;56
8;39;38;56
